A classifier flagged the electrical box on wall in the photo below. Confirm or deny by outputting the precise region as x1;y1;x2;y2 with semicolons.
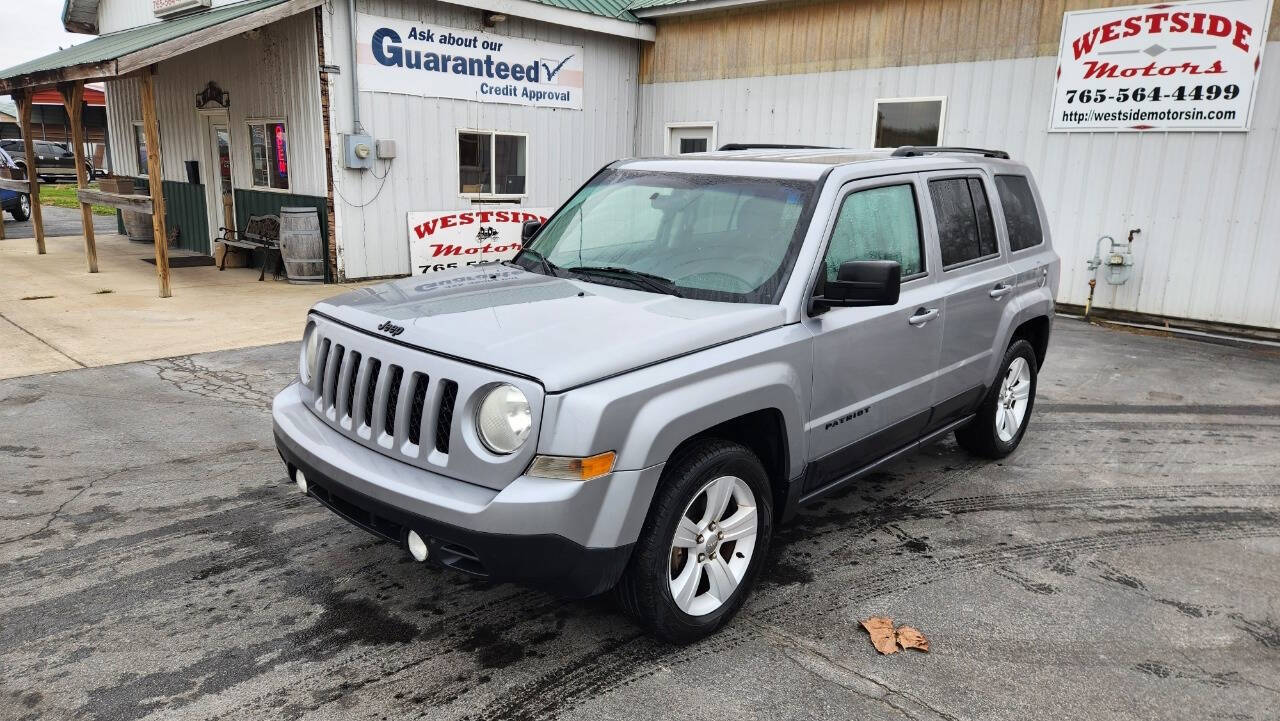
376;140;397;159
344;134;374;170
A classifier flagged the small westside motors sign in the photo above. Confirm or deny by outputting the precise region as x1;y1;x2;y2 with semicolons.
356;12;584;110
1050;0;1272;131
408;208;553;275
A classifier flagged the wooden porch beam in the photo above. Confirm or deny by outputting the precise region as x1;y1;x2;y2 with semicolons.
59;81;98;273
138;69;171;298
13;92;45;254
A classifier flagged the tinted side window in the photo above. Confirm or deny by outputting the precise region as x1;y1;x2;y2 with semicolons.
995;175;1044;252
930;177;998;268
824;184;924;281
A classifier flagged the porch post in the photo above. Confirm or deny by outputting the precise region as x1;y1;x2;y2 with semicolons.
60;81;98;273
14;91;46;254
138;69;171;298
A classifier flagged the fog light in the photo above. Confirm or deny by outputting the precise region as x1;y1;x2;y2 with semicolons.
294;469;308;494
407;530;429;562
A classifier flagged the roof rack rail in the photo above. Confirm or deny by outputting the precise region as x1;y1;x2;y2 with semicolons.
718;143;834;151
892;146;1011;160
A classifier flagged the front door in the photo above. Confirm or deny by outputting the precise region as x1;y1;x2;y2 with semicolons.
206;119;235;247
922;171;1015;429
803;175;945;494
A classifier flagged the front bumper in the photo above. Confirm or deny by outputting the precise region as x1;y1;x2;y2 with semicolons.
273;382;662;597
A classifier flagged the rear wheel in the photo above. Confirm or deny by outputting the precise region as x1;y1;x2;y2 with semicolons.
10;194;30;222
955;339;1038;458
615;439;773;644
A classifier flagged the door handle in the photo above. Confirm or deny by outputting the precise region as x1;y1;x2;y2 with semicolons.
989;283;1014;299
908;307;940;326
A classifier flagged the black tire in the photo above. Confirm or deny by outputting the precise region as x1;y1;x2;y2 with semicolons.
10;194;30;222
614;439;773;644
955;339;1039;459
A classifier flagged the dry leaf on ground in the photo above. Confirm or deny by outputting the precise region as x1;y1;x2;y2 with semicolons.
860;616;898;654
896;626;930;652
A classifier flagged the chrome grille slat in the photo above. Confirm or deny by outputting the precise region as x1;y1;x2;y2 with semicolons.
335;349;360;424
369;362;394;438
392;370;418;448
321;343;343;412
382;366;404;441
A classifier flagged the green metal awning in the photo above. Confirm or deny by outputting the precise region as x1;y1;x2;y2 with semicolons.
0;0;322;93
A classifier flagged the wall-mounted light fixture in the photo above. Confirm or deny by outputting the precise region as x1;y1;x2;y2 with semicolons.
484;12;507;27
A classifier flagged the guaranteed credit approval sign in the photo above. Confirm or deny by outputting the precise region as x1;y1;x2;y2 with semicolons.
1050;0;1272;131
356;12;584;109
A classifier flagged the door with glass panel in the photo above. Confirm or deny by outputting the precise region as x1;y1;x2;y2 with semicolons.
803;175;945;492
206;120;235;248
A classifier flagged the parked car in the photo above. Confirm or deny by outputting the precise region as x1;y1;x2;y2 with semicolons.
0;139;93;183
272;146;1060;642
0;147;30;221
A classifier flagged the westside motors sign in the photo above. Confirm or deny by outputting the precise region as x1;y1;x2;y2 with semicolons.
408;208;553;275
1049;0;1272;131
356;12;584;110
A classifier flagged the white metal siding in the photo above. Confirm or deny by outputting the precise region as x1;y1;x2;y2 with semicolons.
97;0;248;33
325;0;640;279
103;11;327;198
639;44;1280;330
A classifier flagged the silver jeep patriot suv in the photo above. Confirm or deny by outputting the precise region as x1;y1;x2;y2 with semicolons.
273;146;1060;643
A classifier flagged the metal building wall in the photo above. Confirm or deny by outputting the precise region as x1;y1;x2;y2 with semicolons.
103;12;328;198
96;0;251;33
324;0;641;280
639;46;1280;330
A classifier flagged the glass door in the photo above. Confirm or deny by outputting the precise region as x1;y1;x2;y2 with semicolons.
211;122;235;236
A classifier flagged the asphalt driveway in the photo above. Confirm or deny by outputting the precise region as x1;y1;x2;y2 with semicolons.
2;203;118;240
1;320;1277;720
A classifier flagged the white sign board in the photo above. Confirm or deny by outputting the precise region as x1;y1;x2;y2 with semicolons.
1049;0;1272;131
409;208;554;275
152;0;209;18
356;13;584;110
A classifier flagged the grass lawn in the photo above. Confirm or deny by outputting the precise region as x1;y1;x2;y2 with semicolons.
39;182;117;216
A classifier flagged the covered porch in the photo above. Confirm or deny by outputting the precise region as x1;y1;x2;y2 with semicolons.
0;230;353;380
0;0;329;298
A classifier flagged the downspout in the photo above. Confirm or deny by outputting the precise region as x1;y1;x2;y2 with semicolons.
347;0;364;134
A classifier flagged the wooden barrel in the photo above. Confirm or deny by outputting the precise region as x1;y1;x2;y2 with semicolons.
279;207;324;284
122;210;153;243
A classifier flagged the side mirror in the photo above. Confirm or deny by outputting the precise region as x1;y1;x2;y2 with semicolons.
816;260;901;308
521;219;542;243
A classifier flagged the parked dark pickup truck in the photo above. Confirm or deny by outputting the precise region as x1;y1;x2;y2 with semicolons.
0;139;93;183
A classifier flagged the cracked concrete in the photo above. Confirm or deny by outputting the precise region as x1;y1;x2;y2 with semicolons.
1;321;1278;720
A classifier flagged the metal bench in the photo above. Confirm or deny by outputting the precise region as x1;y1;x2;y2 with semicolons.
218;214;283;281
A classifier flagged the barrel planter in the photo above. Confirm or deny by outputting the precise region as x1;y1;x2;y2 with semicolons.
279;207;324;284
122;209;153;243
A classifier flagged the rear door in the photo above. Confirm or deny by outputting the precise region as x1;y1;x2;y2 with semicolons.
803;174;945;494
923;171;1015;429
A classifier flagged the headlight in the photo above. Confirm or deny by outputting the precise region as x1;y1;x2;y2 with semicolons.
299;321;320;383
475;384;531;454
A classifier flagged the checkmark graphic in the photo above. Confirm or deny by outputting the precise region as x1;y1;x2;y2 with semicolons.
540;54;575;82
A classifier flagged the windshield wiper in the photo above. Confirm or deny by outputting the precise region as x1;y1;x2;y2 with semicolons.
511;247;562;277
566;266;683;298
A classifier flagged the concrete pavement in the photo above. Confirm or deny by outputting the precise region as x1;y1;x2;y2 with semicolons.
1;321;1277;720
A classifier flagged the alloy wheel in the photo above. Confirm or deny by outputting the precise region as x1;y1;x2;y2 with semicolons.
995;356;1032;442
668;475;759;616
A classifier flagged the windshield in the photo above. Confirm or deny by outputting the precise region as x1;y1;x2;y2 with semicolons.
516;169;816;304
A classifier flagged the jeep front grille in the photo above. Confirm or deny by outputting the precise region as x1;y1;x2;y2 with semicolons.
312;341;458;455
298;315;544;489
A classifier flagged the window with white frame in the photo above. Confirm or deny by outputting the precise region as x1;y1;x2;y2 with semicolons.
247;119;289;190
132;122;148;176
873;97;945;148
458;130;527;197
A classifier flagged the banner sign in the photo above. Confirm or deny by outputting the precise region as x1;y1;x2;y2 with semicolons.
408;207;554;275
356;13;584;110
1049;0;1272;131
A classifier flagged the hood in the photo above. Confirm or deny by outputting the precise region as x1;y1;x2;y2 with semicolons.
314;265;786;391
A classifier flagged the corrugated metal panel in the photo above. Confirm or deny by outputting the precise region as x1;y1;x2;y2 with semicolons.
326;0;640;279
161;180;211;253
104;10;327;204
95;0;272;34
639;44;1280;330
0;0;292;80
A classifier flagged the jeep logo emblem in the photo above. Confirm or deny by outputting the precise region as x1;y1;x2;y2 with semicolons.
377;321;404;337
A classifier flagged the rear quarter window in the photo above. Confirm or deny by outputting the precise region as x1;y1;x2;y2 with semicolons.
994;175;1044;252
929;177;998;268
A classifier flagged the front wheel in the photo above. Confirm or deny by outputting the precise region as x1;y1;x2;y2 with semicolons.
10;194;30;222
614;439;773;644
955;339;1039;458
